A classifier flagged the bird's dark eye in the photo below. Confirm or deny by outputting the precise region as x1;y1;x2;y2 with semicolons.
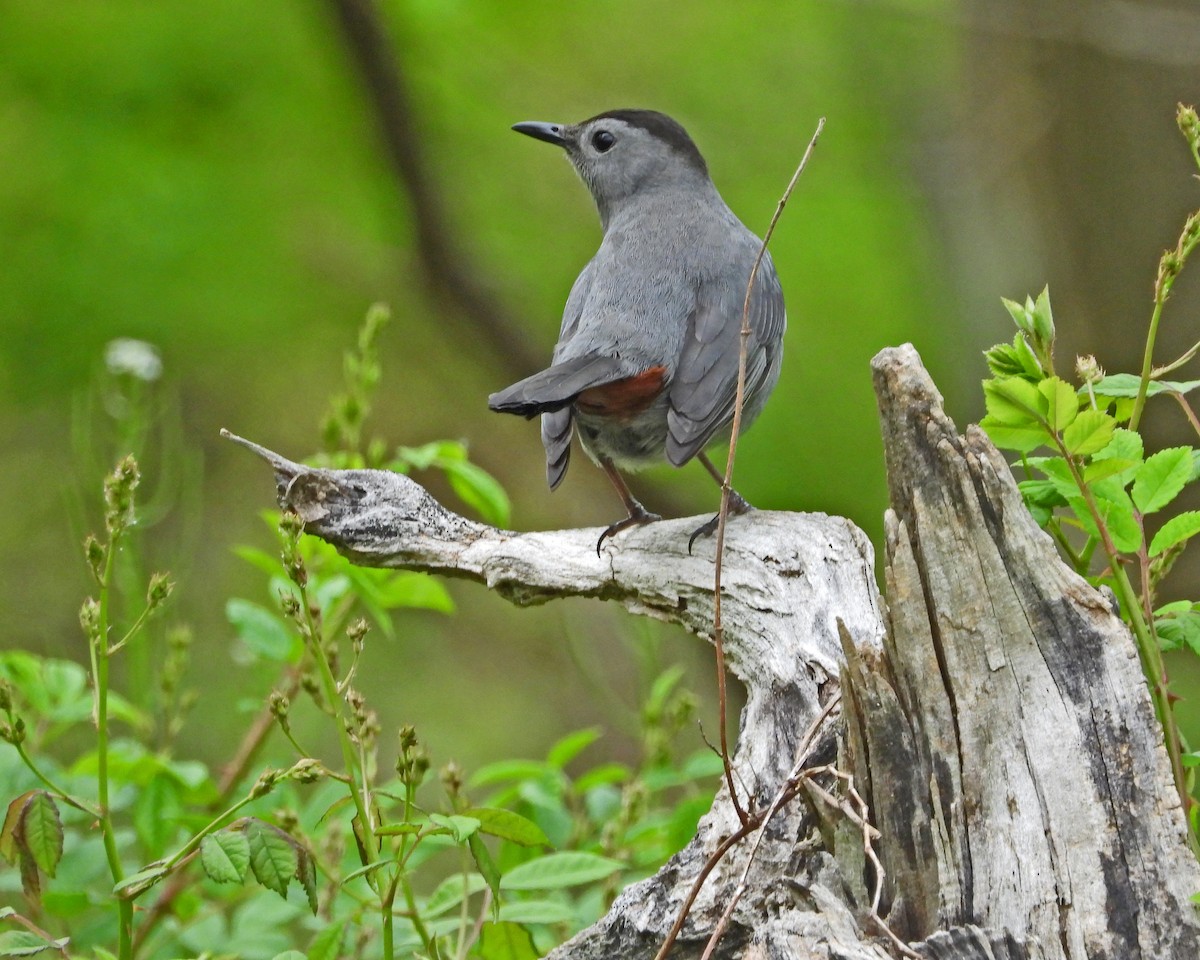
591;130;616;153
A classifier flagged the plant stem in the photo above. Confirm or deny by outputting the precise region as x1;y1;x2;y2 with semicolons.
91;535;136;958
1128;295;1166;433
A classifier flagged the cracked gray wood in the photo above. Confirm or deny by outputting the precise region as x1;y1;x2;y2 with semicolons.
224;343;1200;959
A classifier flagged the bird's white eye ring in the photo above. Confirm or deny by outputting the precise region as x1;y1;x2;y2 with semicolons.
591;130;616;152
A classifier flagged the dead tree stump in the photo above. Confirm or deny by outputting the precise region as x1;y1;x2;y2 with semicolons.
229;344;1200;958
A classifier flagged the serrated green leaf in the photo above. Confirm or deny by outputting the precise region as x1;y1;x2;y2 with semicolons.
424;873;489;919
1150;511;1200;556
461;808;551;848
500;852;623;891
547;728;601;768
225;599;301;663
1002;296;1033;334
428;814;480;843
296;847;318;915
1039;377;1078;431
984;342;1025;378
134;772;181;857
1018;479;1068;510
1092;373;1200;398
978;416;1046;453
1031;286;1054;341
0;930;65;956
983;377;1044;426
1061;409;1115;456
18;793;62;880
1069;492;1142;554
245;820;298;899
1155;610;1200;656
1132;447;1194;514
201;831;250;884
1082;458;1137;484
475;921;539;960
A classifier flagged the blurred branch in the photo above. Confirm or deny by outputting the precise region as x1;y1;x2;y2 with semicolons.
325;0;544;376
839;0;1200;68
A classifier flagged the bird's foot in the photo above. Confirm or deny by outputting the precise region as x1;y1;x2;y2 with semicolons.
687;493;755;554
596;505;663;555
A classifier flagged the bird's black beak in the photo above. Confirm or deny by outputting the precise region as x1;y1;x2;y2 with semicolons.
512;121;568;147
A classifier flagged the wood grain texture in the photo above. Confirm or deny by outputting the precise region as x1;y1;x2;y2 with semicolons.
224;344;1200;957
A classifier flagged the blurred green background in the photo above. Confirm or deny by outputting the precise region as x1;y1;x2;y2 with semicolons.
2;0;1199;770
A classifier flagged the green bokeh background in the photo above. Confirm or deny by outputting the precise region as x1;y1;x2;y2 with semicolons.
2;1;1198;772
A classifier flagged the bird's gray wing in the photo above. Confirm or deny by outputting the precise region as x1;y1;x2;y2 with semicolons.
665;253;785;466
539;260;597;488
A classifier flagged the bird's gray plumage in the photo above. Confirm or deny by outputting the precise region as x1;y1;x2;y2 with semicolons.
489;108;786;507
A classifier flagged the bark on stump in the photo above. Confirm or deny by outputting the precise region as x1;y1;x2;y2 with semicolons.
228;344;1200;958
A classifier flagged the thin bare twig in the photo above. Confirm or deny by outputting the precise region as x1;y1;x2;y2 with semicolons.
656;693;841;960
697;693;841;960
710;117;826;827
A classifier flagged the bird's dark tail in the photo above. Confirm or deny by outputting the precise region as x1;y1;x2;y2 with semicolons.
488;355;628;419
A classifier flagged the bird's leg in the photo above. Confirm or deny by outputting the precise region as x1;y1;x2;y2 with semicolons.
596;458;662;554
688;451;755;552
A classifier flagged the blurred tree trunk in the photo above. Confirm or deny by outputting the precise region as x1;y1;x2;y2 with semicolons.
232;344;1200;957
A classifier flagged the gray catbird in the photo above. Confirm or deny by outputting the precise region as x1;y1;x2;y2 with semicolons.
488;109;786;550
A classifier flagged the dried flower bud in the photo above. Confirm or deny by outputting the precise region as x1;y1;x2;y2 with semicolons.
84;535;106;583
289;758;325;783
79;597;101;641
250;768;281;799
146;572;174;609
1075;355;1105;385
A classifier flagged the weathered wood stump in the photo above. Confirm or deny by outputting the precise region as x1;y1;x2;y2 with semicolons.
228;344;1200;958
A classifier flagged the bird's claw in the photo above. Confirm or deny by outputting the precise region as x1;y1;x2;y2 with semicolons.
687;497;755;554
596;507;662;556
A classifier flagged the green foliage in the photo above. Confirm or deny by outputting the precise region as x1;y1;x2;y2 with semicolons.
978;105;1200;846
0;308;718;958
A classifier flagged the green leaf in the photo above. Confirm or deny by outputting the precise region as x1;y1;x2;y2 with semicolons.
573;763;631;793
306;918;349;960
1092;428;1143;479
469;760;548;788
1092;373;1200;398
475;921;539;960
245;820;298;899
201;831;250;884
1002;296;1034;336
1069;490;1142;554
547;728;602;768
500;852;623;891
978;416;1046;453
233;545;282;577
1150;511;1200;556
1131;447;1194;514
1155;609;1200;656
497;899;576;924
1018;479;1068;510
461;808;551;848
134;772;181;856
442;459;512;528
1061;409;1115;456
296;847;318;915
1030;286;1054;343
469;832;502;906
424;873;489;918
225;599;301;662
428;814;480;843
18;793;62;880
0;930;67;957
982;377;1044;427
113;863;170;899
269;953;307;960
1038;377;1078;431
1082;458;1137;484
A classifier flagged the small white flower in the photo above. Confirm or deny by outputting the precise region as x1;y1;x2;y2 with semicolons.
105;339;162;382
